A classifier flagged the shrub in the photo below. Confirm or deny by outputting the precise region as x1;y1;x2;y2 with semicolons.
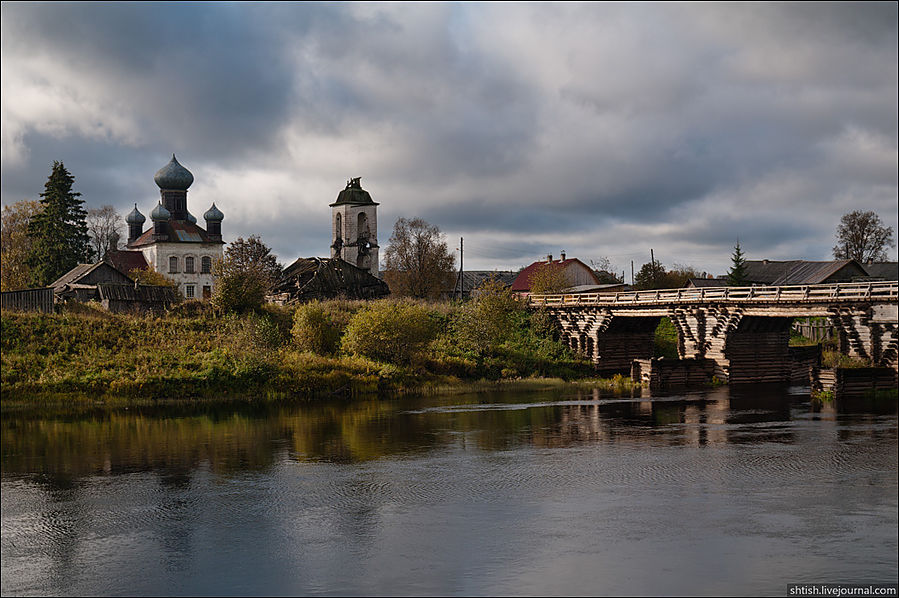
292;301;342;354
167;299;212;318
342;301;439;364
822;350;872;368
453;277;523;354
212;266;269;314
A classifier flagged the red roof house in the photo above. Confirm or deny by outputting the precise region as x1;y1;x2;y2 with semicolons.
511;253;600;294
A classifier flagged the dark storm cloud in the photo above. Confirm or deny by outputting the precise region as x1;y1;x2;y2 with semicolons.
3;2;307;162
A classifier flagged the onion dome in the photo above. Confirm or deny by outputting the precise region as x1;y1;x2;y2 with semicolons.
154;154;194;190
151;201;171;221
125;203;146;225
204;202;224;222
186;211;197;224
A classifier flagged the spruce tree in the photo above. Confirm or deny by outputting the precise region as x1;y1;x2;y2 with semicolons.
726;242;748;286
26;161;92;286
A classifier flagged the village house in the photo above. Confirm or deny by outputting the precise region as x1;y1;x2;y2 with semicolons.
686;259;898;288
510;252;600;295
46;261;176;313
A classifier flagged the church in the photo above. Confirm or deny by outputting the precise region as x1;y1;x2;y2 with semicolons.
114;158;386;303
268;177;389;303
330;176;379;277
121;155;225;299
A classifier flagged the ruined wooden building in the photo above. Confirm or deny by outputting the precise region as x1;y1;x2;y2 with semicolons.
268;257;390;304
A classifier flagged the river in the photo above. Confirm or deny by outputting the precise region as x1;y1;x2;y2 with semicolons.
2;385;897;596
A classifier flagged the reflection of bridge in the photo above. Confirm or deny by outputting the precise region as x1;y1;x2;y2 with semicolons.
528;282;899;383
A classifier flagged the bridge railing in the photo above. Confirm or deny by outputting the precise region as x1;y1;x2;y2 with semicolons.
527;281;898;307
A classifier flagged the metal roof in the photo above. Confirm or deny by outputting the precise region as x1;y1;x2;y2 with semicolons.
742;260;868;285
510;258;599;292
129;219;221;247
861;262;898;281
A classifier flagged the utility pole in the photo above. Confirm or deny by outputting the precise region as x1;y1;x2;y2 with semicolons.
631;260;634;286
459;236;463;299
650;248;655;286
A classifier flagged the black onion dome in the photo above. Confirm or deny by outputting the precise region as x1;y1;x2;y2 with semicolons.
151;201;171;221
330;177;378;206
186;212;197;224
126;203;146;224
154;154;194;190
204;202;224;222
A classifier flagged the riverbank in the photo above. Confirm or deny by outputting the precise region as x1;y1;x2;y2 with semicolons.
1;299;639;406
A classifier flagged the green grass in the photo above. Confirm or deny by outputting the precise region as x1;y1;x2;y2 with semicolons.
1;299;629;405
654;317;679;358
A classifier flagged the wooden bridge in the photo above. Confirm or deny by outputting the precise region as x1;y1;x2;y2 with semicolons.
528;282;898;384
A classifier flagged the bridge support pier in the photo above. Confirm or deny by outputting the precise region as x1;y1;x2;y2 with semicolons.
831;306;899;372
549;310;658;374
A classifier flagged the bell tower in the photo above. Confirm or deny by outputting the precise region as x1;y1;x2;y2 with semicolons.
330;177;379;277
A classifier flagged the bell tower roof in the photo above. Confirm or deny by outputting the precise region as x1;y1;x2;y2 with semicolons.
330;177;378;207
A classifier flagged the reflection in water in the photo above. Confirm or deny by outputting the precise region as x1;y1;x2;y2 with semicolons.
2;386;897;596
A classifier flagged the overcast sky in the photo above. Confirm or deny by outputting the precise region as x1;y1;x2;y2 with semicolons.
2;2;897;277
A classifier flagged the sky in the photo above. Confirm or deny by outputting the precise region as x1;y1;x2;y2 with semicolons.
2;2;897;279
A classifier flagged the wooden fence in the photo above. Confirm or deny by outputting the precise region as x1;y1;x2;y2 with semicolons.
791;318;833;342
0;288;56;313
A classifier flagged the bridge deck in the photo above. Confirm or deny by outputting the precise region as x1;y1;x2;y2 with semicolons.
528;281;898;308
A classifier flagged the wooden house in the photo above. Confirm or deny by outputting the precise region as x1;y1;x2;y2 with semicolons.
510;253;600;295
268;257;390;304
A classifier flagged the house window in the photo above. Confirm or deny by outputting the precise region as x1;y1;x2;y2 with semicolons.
202;285;212;299
185;256;195;274
169;256;179;273
201;256;212;274
185;285;195;299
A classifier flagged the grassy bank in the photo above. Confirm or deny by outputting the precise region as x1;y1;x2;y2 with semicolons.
2;295;640;405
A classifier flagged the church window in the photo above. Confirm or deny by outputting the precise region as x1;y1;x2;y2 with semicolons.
185;285;195;299
335;213;342;240
201;256;212;274
185;256;195;273
169;256;179;273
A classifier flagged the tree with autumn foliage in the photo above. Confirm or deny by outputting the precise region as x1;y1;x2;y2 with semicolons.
212;235;283;313
1;199;43;291
381;218;456;300
528;262;570;294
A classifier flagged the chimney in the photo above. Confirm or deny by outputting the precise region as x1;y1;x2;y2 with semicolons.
546;254;553;262
560;250;566;261
762;259;769;265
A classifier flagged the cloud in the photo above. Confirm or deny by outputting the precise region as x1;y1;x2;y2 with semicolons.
2;2;896;274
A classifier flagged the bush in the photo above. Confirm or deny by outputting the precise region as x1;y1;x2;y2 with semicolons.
212;268;268;314
292;301;342;354
342;301;439;364
167;299;213;318
822;350;872;368
452;277;523;354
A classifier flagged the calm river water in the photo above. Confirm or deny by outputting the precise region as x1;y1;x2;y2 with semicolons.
2;385;897;596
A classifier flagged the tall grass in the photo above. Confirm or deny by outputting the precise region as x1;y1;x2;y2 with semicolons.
2;293;607;403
